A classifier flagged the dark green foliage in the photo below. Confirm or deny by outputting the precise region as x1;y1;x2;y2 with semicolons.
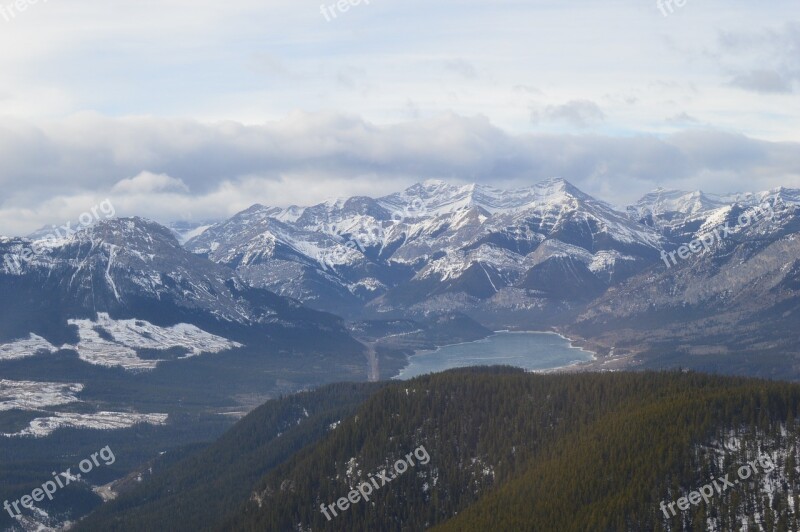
436;374;800;532
72;382;385;532
76;368;800;531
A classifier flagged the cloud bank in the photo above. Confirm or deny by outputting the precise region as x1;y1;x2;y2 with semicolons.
1;112;798;235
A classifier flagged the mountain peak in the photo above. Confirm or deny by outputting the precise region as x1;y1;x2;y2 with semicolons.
632;188;725;216
537;176;570;187
421;178;449;187
241;203;270;213
528;177;591;203
761;186;800;206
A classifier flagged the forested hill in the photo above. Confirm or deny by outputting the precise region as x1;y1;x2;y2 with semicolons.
78;369;800;531
71;381;388;532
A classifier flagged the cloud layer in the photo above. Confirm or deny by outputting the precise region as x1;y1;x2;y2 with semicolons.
0;1;797;233
1;113;798;235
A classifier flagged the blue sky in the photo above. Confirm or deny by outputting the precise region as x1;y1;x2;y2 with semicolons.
0;0;798;234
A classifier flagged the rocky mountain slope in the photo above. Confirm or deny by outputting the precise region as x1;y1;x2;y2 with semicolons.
570;187;800;377
1;217;358;352
0;218;371;531
183;179;800;377
186;179;666;322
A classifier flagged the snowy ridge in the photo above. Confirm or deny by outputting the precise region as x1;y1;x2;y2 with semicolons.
185;178;671;313
181;180;800;315
377;178;591;218
0;216;340;330
628;185;800;229
630;188;729;218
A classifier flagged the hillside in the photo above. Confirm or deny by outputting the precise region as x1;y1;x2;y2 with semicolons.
70;382;386;532
74;368;800;531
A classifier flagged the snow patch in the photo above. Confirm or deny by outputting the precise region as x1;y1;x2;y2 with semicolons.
0;380;83;411
0;314;243;371
3;411;169;438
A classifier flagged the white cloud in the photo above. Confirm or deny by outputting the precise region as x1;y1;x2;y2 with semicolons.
443;59;478;79
717;23;800;94
0;1;796;234
531;100;606;128
0;1;793;139
112;172;190;194
730;70;793;94
0;112;798;235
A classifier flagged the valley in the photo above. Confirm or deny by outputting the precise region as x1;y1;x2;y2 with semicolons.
1;178;800;530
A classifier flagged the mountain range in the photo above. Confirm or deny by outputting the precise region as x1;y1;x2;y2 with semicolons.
3;178;800;530
179;178;800;378
2;178;798;380
186;179;666;319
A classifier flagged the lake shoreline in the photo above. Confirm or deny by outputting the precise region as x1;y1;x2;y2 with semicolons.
393;330;597;380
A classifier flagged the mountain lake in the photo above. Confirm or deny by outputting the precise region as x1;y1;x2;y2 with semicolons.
394;331;595;380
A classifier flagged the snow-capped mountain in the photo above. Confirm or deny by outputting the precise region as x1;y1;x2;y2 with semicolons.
9;180;797;376
628;186;800;231
627;188;731;231
0;217;358;358
183;178;800;370
166;220;217;244
186;179;666;318
566;188;800;376
185;204;396;312
0;215;370;491
654;184;800;241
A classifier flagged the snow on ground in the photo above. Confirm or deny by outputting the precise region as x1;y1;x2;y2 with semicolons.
419;244;525;282
0;334;58;361
178;224;213;243
0;380;83;411
350;278;385;292
3;411;169;438
0;313;243;371
66;323;158;371
588;250;637;275
68;313;243;370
